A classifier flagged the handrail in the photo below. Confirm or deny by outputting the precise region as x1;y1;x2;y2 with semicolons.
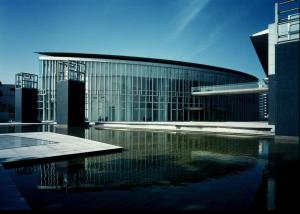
278;0;297;5
191;82;268;93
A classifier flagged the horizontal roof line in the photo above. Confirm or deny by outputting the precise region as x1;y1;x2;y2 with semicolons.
37;52;258;80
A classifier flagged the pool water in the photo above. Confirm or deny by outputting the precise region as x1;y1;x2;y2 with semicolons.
1;125;299;211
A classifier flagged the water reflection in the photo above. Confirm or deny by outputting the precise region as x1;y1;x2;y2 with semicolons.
12;129;266;191
0;124;45;133
6;127;299;211
263;138;299;211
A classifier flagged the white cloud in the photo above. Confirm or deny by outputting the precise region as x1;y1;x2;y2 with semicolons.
188;10;245;60
188;19;229;58
169;0;211;40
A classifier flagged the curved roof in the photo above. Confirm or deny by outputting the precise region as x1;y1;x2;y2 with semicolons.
37;52;258;81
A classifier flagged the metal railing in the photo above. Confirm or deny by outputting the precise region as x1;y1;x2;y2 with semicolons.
191;82;268;93
276;0;300;43
15;72;38;89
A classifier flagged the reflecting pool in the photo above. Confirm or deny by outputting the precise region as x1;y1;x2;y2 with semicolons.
1;125;299;212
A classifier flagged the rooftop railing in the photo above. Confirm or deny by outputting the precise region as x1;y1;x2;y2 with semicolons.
15;72;38;89
191;82;268;93
276;0;300;43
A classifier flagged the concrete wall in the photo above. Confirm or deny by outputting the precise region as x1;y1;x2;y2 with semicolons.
15;88;38;122
68;80;85;126
275;41;299;136
56;80;85;127
268;23;277;76
0;84;15;122
15;88;22;122
56;81;69;125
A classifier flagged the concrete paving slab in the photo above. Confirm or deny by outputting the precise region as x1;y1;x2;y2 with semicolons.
0;132;123;166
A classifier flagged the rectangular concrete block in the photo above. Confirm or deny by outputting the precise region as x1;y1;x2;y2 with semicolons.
15;88;38;122
56;80;85;127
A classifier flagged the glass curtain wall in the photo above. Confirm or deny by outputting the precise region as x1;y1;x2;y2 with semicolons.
39;59;258;122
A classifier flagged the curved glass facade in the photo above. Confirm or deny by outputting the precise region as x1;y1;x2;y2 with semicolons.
39;54;258;122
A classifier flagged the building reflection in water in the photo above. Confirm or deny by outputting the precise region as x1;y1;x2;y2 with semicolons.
15;128;262;191
250;138;299;211
12;128;298;211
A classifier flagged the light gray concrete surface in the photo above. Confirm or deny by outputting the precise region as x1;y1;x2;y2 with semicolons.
0;132;122;164
95;121;275;136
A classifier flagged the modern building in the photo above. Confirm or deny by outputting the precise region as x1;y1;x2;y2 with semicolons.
38;52;259;122
259;93;268;121
251;0;299;136
0;82;15;122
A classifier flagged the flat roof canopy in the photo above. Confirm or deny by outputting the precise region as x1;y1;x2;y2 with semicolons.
37;52;258;81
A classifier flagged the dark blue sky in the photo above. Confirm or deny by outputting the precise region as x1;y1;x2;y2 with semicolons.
0;0;275;84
